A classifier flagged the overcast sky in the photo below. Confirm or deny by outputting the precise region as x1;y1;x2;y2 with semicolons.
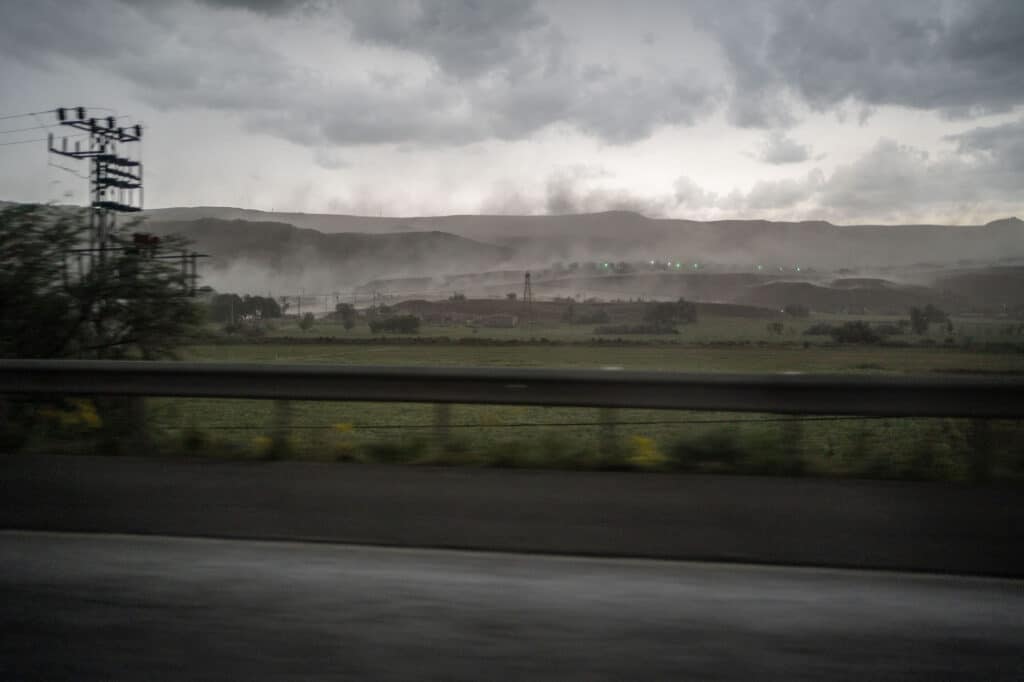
1;0;1022;224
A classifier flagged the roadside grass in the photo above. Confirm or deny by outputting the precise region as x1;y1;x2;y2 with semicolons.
136;399;1024;482
13;395;1024;482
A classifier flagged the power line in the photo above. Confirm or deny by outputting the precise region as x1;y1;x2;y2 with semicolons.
0;122;57;135
0;131;89;147
0;108;56;122
48;161;89;179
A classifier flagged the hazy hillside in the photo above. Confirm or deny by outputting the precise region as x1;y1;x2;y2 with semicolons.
142;207;1024;270
146;218;514;293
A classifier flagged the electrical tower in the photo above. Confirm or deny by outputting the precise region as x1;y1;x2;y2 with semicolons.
522;271;533;326
46;106;202;293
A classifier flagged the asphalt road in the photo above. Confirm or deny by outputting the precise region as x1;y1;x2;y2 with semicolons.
1;531;1022;681
4;454;1024;576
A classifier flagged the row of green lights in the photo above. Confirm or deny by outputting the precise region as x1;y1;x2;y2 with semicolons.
753;265;802;271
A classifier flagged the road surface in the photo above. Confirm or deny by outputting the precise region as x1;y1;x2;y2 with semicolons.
2;531;1022;680
4;454;1023;576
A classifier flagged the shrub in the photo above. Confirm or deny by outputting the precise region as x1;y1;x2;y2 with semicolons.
644;298;698;325
626;435;668;470
873;323;904;336
299;312;315;331
784;304;810;318
668;429;744;472
829;321;882;344
572;309;611;324
369;315;421;334
594;324;677;335
803;323;835;336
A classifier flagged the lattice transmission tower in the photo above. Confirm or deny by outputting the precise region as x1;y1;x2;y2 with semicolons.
46;106;202;292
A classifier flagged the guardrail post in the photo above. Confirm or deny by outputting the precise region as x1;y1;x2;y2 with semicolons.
967;418;993;482
600;407;619;461
271;399;292;460
434;403;451;449
127;396;149;453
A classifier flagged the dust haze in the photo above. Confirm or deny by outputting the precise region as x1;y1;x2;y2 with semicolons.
138;206;1024;314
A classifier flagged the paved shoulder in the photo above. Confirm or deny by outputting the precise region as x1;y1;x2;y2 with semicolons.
2;531;1022;681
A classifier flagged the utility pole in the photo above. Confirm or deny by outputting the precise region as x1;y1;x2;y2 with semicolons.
522;271;533;326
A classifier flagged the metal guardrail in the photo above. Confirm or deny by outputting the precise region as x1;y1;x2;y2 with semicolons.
0;360;1022;418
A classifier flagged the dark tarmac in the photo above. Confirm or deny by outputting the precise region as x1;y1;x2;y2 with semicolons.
2;531;1022;681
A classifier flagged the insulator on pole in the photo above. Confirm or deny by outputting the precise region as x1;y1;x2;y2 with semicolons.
77;107;85;120
57;108;66;121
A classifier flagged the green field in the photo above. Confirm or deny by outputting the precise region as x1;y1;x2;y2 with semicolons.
21;313;1024;483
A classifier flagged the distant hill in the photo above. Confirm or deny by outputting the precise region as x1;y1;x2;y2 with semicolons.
145;218;514;293
141;207;1024;270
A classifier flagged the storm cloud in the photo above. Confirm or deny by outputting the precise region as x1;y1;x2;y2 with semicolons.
693;0;1024;127
0;0;1022;223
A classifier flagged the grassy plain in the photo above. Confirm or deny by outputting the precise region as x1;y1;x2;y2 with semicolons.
123;313;1024;482
24;312;1022;482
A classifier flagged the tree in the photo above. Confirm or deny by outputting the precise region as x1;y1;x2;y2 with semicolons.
299;312;315;331
923;304;948;324
784;304;810;318
0;204;201;452
910;304;948;335
333;303;356;330
644;298;698;326
369;315;420;334
909;307;928;335
244;295;281;319
0;204;199;360
209;293;244;323
830;321;882;344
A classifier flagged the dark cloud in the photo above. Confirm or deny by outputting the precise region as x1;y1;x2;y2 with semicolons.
758;131;812;164
341;1;553;79
194;0;307;13
0;0;719;147
946;117;1024;177
692;0;1024;127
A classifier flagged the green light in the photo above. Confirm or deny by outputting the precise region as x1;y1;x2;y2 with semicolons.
693;263;698;269
675;263;681;268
